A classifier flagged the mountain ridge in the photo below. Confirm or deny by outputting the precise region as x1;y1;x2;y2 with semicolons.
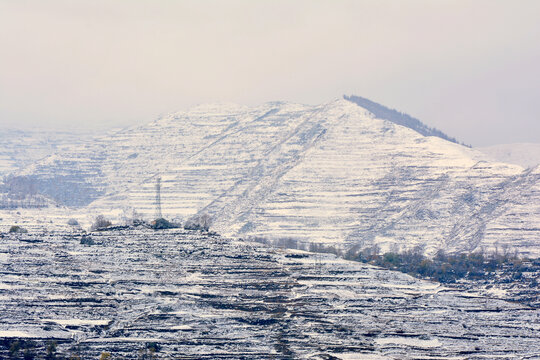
1;98;538;257
344;94;467;146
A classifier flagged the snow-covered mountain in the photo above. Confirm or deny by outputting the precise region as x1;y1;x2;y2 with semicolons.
477;143;540;168
2;99;539;257
344;95;465;145
0;128;96;177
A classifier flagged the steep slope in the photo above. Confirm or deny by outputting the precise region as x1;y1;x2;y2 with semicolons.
344;94;464;145
4;99;539;257
201;100;535;256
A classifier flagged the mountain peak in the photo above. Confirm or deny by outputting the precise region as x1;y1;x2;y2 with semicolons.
1;98;538;258
344;94;467;146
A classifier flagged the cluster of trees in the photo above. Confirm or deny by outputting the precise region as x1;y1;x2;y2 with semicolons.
247;235;536;285
86;212;213;232
347;248;535;283
1;339;56;360
0;175;50;209
1;175;37;197
0;194;49;209
1;339;160;359
183;213;213;232
344;95;471;147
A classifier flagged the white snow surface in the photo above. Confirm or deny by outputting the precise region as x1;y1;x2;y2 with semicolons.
374;337;441;348
1;99;539;256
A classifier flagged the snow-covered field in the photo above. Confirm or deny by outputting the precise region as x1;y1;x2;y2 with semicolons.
0;228;538;359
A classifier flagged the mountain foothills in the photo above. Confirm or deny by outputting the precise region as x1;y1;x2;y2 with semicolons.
1;97;539;257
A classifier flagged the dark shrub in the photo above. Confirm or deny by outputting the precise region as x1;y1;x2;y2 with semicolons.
23;348;36;360
9;225;27;233
80;235;95;245
146;342;161;352
45;341;56;360
151;218;177;230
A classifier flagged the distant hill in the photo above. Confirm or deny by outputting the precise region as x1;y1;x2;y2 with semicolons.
344;95;467;146
1;99;538;258
0;128;96;177
477;143;540;168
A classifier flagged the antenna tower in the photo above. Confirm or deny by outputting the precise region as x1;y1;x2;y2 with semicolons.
154;176;162;219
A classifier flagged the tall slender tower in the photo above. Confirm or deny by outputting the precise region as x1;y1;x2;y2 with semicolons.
154;176;162;220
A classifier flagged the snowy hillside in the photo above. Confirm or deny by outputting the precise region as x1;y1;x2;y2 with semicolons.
2;99;539;257
477;143;540;168
0;129;95;177
344;95;464;145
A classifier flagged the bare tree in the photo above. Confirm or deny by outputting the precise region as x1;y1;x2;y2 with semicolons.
184;213;213;231
199;213;212;231
91;215;112;230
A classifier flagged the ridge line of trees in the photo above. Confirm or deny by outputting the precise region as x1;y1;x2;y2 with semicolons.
344;95;471;147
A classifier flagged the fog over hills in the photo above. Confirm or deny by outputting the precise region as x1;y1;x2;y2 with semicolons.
1;97;539;257
477;143;540;169
0;129;96;176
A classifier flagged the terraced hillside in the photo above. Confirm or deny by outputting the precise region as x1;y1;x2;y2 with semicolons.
1;98;539;256
0;129;94;177
0;228;538;359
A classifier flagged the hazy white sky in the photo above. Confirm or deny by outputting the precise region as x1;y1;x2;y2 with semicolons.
1;0;539;146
